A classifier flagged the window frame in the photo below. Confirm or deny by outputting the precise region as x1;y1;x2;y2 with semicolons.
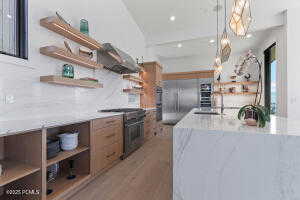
0;0;28;59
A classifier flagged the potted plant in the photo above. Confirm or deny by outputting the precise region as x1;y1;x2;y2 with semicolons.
238;105;270;127
236;51;270;128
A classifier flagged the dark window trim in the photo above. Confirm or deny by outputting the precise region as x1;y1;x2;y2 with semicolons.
264;42;276;112
0;0;28;59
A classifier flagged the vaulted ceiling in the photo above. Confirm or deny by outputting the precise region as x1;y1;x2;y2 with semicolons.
123;0;300;59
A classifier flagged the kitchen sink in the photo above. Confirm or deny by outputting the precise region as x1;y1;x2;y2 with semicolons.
194;111;220;115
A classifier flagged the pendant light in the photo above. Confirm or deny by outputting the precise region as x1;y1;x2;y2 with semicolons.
213;0;223;74
220;0;231;63
229;0;252;37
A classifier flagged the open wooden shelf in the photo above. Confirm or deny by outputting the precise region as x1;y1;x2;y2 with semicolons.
214;81;259;86
40;16;102;50
0;160;40;187
123;88;144;94
47;174;91;200
123;75;144;84
47;146;89;167
213;92;258;96
40;76;103;89
40;46;103;70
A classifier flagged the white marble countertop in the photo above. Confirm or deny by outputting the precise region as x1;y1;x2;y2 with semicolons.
144;107;157;111
175;108;300;136
0;111;123;137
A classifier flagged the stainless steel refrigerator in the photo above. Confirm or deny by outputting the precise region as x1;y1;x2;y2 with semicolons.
162;78;213;125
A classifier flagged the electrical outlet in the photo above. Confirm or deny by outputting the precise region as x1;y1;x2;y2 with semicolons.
5;95;15;104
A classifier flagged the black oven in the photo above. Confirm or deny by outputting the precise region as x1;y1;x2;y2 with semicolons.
156;87;163;105
124;118;144;157
156;87;163;121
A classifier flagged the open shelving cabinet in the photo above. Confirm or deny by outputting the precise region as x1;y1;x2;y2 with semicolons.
45;122;91;200
40;17;102;50
0;121;92;200
123;75;144;84
212;92;258;96
40;46;103;70
123;88;144;95
214;81;259;86
40;76;103;89
0;131;43;200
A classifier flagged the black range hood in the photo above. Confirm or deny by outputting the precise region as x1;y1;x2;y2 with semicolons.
97;43;141;74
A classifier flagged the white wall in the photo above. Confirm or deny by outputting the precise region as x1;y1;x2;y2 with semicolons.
254;25;287;117
0;0;151;120
286;8;300;119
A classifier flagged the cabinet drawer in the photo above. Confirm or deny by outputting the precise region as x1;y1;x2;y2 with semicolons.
94;141;123;172
93;126;123;149
92;116;123;131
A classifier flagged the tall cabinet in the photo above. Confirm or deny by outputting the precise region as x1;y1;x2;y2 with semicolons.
139;62;163;108
139;62;163;138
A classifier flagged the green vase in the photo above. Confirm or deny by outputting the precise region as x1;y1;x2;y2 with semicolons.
80;19;89;36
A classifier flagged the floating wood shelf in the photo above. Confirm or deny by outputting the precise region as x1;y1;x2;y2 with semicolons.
40;16;102;50
47;173;91;200
214;81;259;86
123;75;144;84
0;160;40;187
40;46;103;70
40;76;103;89
47;146;89;167
213;92;258;96
123;88;144;94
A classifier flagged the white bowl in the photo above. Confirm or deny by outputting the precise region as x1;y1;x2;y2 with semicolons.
58;132;79;151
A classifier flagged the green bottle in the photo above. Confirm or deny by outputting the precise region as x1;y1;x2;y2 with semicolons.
80;19;89;36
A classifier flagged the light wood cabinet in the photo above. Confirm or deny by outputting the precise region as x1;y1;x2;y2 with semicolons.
140;62;163;108
91;116;123;175
144;110;157;140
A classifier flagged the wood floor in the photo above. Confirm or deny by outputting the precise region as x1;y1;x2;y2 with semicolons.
68;126;173;200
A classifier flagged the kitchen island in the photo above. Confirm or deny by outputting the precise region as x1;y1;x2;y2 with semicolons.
173;108;300;200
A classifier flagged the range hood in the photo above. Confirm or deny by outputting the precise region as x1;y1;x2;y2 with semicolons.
97;43;141;74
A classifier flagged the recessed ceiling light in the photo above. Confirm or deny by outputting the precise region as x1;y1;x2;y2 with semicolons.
246;34;252;38
170;16;176;21
177;43;182;48
209;39;215;43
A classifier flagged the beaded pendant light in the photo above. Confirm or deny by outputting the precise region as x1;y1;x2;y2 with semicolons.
229;0;252;37
220;0;231;63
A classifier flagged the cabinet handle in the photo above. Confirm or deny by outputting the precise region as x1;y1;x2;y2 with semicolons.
106;152;116;158
105;133;116;138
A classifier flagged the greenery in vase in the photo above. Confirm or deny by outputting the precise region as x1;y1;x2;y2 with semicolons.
238;105;270;128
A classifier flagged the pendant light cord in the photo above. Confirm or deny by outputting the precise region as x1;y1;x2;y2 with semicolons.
216;0;219;56
224;0;227;32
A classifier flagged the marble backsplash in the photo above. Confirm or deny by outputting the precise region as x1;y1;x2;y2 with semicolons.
0;60;140;120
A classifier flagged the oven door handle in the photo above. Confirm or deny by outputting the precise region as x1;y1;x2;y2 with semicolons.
125;121;143;127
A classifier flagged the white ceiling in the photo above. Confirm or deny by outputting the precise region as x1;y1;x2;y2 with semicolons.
122;0;300;59
154;28;273;59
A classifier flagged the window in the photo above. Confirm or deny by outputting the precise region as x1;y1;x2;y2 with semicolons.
0;0;27;59
264;43;276;115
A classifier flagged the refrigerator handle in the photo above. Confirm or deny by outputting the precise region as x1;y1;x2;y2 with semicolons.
177;89;180;112
174;92;177;112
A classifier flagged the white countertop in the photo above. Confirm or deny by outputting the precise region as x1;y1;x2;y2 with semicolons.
0;111;123;137
144;107;157;111
175;108;300;136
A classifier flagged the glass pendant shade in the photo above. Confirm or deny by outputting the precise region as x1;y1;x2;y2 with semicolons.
220;32;232;63
213;55;223;75
229;0;252;37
